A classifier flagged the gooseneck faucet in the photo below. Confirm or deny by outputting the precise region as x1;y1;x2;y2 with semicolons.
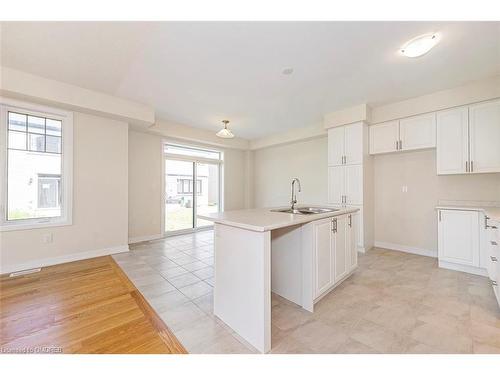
290;178;302;210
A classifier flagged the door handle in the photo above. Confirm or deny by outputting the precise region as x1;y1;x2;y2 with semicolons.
395;140;399;150
332;218;337;233
348;214;352;227
466;161;469;172
491;241;498;246
471;161;474;172
491;256;498;262
399;140;402;150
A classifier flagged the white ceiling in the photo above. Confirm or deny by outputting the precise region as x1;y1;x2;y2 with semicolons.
1;21;499;139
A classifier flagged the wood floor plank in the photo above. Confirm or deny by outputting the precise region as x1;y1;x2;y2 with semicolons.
0;256;187;354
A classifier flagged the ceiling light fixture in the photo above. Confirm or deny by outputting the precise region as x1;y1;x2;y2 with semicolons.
400;33;439;58
282;67;294;75
216;120;234;139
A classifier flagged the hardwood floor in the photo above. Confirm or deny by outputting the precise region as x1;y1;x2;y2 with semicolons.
0;256;187;354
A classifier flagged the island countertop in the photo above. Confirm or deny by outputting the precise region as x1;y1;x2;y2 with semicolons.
197;205;359;232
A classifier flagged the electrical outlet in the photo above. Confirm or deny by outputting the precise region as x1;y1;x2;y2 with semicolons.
43;233;53;243
402;185;408;193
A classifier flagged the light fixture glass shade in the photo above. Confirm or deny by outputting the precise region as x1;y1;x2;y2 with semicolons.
401;33;439;58
216;120;234;138
216;127;234;138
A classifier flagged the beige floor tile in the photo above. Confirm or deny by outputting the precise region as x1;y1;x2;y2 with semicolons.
179;280;213;300
138;280;176;299
159;301;207;332
167;273;201;288
147;289;191;312
174;316;230;353
192;292;214;315
288;319;350;353
409;321;472;353
350;319;407;353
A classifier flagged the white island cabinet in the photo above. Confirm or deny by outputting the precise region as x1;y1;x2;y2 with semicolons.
198;206;358;353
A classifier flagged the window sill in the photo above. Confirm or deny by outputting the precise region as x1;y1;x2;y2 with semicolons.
0;218;72;232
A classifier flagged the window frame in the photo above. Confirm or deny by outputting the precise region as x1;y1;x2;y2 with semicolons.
0;97;73;231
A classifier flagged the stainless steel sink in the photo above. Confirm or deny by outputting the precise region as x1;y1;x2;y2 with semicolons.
271;207;339;215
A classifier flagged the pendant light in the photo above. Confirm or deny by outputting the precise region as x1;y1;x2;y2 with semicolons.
216;120;234;138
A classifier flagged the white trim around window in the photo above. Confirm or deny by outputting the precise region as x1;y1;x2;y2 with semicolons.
0;97;73;231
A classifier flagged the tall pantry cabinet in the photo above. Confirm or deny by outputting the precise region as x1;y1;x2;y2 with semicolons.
327;121;373;252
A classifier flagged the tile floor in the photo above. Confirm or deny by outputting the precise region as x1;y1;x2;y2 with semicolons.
113;230;500;354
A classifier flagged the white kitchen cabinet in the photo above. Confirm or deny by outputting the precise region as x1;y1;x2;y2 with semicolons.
436;107;469;175
313;218;334;297
399;113;436;151
469;99;500;174
369;120;399;154
312;214;358;299
344;123;363;165
437;100;500;175
345;164;363;205
328;166;344;205
328;126;345;166
328;122;363;166
328;165;362;206
333;215;348;283
348;212;358;270
438;209;480;268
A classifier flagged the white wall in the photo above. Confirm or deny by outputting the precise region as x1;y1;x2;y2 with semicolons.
373;149;500;254
0;112;129;272
252;136;328;208
128;130;250;241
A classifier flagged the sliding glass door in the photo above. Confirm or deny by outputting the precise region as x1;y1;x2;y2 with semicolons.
164;144;222;235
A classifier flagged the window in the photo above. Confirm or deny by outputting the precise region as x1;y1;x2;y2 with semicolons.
0;98;73;231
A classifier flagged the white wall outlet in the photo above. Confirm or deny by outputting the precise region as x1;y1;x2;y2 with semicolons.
43;233;53;243
402;185;408;193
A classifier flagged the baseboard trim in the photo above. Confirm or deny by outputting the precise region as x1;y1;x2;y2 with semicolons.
1;245;130;275
438;260;488;277
374;241;437;258
128;234;163;244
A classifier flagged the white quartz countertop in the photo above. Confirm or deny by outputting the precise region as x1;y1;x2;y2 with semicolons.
197;205;359;232
436;204;500;222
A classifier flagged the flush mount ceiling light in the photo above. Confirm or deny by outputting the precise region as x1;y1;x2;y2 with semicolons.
400;33;439;58
216;120;234;139
282;67;294;75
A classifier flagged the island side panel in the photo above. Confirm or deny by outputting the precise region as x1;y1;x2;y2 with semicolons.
213;223;271;353
271;225;303;305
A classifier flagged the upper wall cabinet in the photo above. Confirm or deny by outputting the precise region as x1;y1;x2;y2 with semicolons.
328;122;363;166
399;113;436;151
369;114;436;155
437;99;500;175
469;100;500;174
436;107;469;174
369;120;399;154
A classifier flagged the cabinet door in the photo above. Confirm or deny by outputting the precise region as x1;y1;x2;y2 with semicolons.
399;113;436;151
438;210;480;267
345;164;363;205
314;218;334;298
328;127;345;166
369;121;399;155
328;166;345;205
469;99;500;174
344;122;363;165
333;216;348;283
436;107;469;175
347;213;358;271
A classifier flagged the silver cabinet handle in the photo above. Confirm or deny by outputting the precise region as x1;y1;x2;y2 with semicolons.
348;214;352;227
396;140;399;150
492;280;498;286
492;241;498;246
466;161;469;172
471;160;474;172
332;218;337;233
399;140;402;150
491;256;498;262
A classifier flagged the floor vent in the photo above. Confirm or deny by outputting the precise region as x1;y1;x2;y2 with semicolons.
9;268;41;277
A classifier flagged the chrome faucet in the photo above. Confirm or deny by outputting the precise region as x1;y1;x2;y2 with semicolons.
290;178;301;210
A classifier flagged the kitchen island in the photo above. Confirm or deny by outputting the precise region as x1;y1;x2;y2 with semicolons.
198;205;359;353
